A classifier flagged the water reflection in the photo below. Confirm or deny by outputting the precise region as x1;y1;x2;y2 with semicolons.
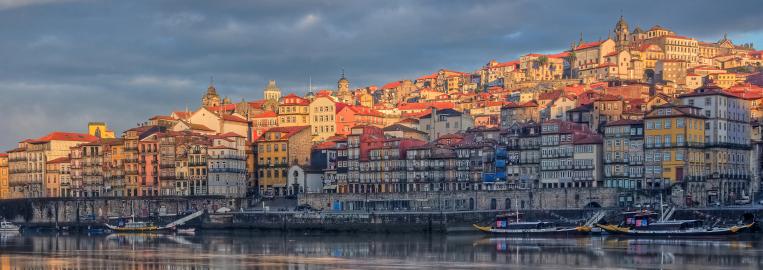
0;232;762;269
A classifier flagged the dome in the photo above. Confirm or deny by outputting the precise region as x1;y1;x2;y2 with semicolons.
615;16;628;31
206;85;218;96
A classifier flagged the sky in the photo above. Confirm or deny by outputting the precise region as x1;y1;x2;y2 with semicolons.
1;0;762;150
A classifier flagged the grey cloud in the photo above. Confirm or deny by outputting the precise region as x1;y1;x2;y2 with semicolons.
1;0;762;149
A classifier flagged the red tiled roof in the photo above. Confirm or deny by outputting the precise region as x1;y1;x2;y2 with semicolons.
538;90;563;100
546;52;570;59
207;104;236;111
29;132;98;143
221;114;248;123
258;126;310;141
397;102;454;111
252;111;277;118
314;141;337;150
47;157;70;164
492;60;519;68
382;81;402;89
281;93;310;105
0;153;7;157
172;111;191;119
150;115;174;121
574;40;605;50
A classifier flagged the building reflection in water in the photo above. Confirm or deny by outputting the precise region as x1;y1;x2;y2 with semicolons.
0;232;761;269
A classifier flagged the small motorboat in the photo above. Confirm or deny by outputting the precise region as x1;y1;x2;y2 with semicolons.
0;221;20;233
597;212;753;237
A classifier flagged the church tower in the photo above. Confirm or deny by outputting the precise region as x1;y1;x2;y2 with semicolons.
202;82;221;108
614;15;629;51
337;70;351;104
263;80;282;102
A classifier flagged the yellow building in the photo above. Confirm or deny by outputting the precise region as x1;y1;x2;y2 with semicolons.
88;122;116;139
0;154;8;199
644;104;706;189
255;126;312;196
309;96;338;142
102;138;125;197
45;157;70;198
707;73;739;89
278;94;311;127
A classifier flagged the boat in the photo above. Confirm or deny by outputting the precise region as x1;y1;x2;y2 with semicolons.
104;220;165;233
596;212;754;237
473;213;591;235
0;221;20;232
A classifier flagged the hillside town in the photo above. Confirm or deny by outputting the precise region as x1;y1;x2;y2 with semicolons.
2;17;763;209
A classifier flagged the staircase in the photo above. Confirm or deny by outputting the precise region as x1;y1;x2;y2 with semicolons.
659;207;676;222
584;210;608;227
162;210;205;229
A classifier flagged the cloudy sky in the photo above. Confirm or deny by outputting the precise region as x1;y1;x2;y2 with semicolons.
1;0;762;150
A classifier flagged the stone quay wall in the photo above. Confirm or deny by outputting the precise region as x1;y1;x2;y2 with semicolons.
0;196;235;225
298;188;619;211
223;209;603;232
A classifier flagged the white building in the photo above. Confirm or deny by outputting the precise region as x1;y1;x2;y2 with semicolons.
207;133;248;198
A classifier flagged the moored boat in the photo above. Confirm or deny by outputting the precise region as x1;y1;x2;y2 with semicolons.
104;220;165;233
0;221;20;232
597;212;753;237
473;213;591;235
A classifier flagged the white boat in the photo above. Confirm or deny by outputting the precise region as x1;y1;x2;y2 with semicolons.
0;221;20;232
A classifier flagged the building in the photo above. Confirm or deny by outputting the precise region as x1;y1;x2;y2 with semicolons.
88;122;116;139
8;132;97;198
500;101;539;128
201;83;222;108
263;80;282;102
255;126;312;196
309;96;338;142
643;104;706;204
418;108;474;141
278;94;311;127
539;120;600;188
102;138;125;197
0;154;8;199
45;157;70;198
207;133;248;198
679;84;753;205
337;72;352;104
504;122;541;189
603;120;645;189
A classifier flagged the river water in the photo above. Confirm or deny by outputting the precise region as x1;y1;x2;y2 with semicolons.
0;231;761;269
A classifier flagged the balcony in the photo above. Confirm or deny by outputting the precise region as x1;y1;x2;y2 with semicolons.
209;168;246;174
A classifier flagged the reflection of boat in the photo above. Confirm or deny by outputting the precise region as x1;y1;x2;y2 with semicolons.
0;221;20;232
597;212;753;237
176;228;196;235
474;213;591;235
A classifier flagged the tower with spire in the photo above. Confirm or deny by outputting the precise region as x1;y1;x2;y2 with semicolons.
614;15;629;50
337;69;352;104
263;80;282;102
201;77;221;108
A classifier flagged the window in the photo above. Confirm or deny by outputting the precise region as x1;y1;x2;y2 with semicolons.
663;152;671;161
676;118;684;128
664;119;671;129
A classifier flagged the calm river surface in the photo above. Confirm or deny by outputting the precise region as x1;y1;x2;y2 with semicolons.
0;231;762;269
